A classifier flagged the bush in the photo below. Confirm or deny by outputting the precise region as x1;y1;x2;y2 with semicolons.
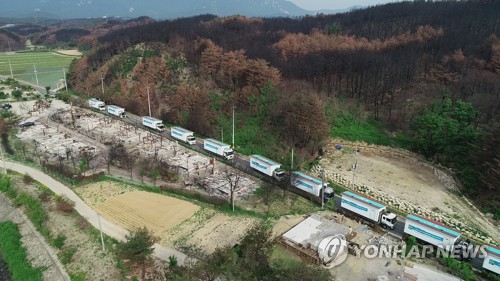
76;216;90;230
169;255;178;267
0;91;8;99
23;173;34;184
0;174;12;193
59;247;77;265
52;234;66;249
14;192;46;228
12;89;23;100
441;256;476;281
38;191;52;202
55;196;75;213
0;221;43;281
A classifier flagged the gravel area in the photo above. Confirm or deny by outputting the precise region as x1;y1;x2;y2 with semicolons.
0;193;69;281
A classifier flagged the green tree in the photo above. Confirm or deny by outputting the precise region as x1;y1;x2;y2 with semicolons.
325;22;341;35
412;98;480;164
12;89;23;100
119;227;157;280
45;86;51;98
150;168;159;187
79;159;87;176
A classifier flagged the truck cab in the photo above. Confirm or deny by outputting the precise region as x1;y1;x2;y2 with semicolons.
223;148;234;160
380;213;397;229
323;187;334;202
186;135;196;145
273;169;286;181
156;124;165;132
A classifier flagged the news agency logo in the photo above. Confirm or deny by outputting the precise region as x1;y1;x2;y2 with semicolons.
318;237;488;264
318;235;348;266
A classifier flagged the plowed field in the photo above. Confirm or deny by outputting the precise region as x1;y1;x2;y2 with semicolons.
94;191;199;233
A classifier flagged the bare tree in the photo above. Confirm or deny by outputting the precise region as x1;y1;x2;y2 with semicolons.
223;163;243;212
137;157;151;183
259;181;278;213
121;151;137;180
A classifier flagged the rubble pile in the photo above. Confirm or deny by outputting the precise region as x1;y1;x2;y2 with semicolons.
50;109;260;197
17;124;97;161
198;173;259;199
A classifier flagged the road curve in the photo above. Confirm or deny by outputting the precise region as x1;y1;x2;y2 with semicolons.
1;160;188;265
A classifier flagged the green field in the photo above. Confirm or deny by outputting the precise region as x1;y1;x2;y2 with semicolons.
0;51;79;89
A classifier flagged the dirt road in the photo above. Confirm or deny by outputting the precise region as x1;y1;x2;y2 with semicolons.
0;160;189;265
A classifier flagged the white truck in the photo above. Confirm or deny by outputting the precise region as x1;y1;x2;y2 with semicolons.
483;245;500;275
89;98;105;111
291;171;333;200
341;191;397;229
142;116;165;132
203;138;234;160
249;155;285;181
404;214;463;250
171;126;196;145
107;105;125;118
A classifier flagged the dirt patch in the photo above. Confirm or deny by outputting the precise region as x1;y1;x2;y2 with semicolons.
319;139;499;243
164;208;258;255
55;50;82;56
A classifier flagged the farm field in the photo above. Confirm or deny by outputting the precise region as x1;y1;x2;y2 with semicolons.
75;181;259;255
0;51;80;88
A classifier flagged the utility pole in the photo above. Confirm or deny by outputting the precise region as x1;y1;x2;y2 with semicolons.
100;76;105;94
291;148;294;170
352;146;358;186
97;215;105;252
63;68;68;91
320;169;325;209
7;40;11;52
147;86;152;117
8;60;13;78
33;65;39;85
221;127;224;142
231;104;235;148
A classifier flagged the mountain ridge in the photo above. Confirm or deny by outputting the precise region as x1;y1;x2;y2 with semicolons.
0;0;325;19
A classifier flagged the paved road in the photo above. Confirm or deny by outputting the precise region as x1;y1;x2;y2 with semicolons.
0;160;189;265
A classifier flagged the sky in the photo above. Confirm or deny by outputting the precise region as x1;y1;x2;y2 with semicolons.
289;0;396;10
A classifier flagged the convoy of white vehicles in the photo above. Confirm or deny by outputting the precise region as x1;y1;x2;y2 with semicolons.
171;126;196;145
203;138;234;160
86;98;498;275
88;98;105;110
249;155;285;181
107;105;126;117
340;191;397;229
142;116;165;132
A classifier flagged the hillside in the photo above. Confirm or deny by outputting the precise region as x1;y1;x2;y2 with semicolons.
0;17;155;51
68;1;500;216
